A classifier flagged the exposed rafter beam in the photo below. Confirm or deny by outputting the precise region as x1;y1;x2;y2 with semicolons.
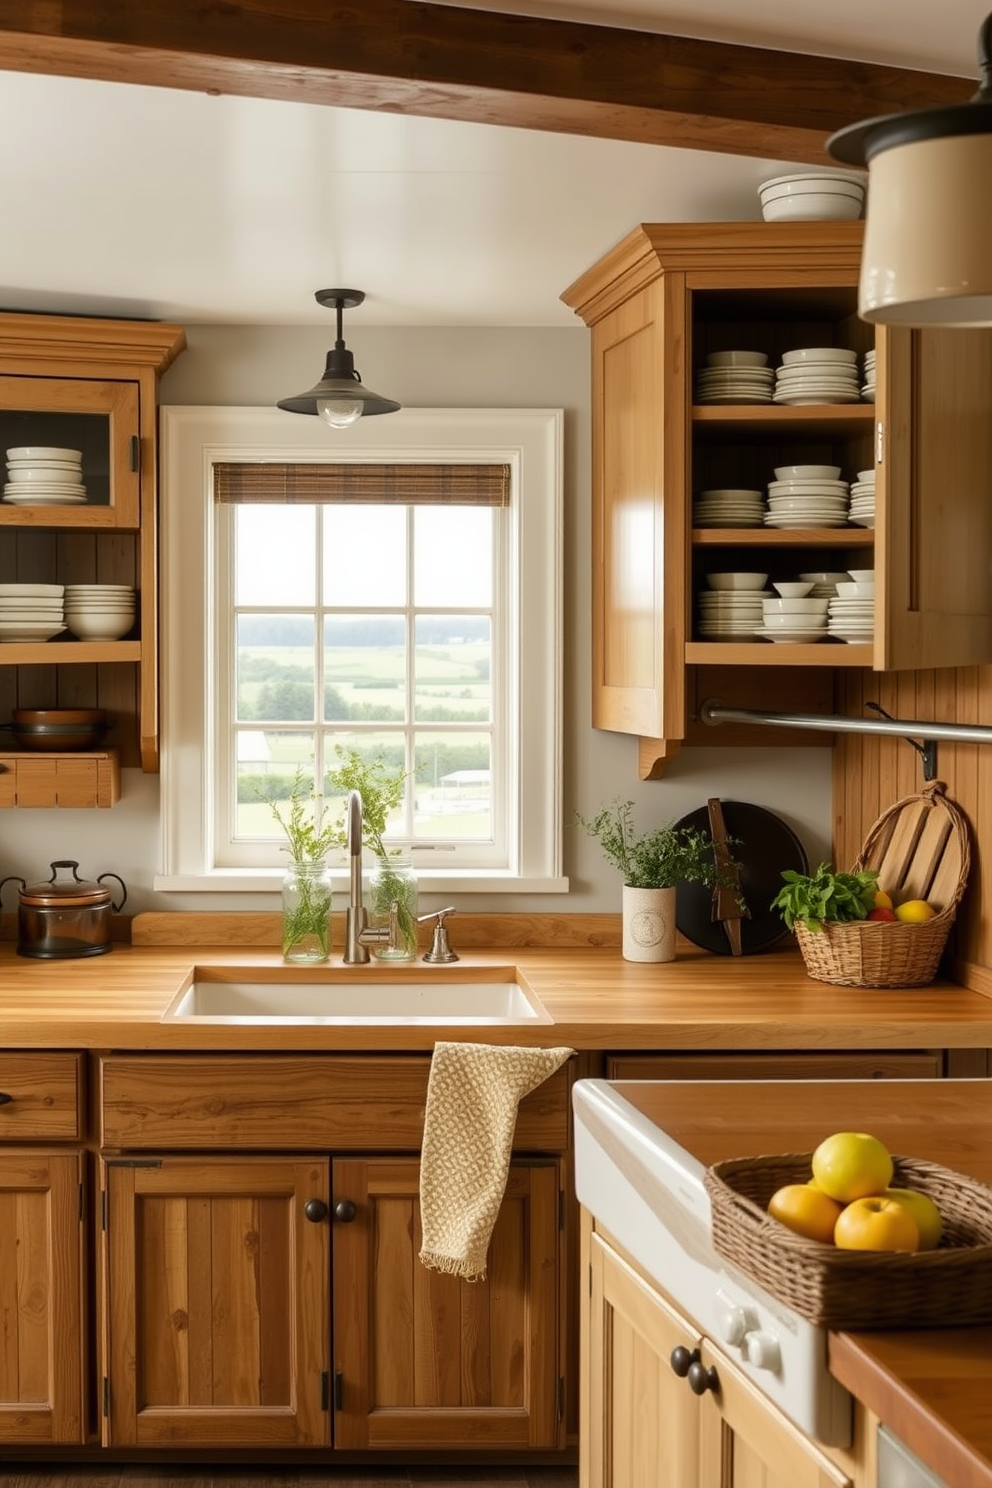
0;1;973;165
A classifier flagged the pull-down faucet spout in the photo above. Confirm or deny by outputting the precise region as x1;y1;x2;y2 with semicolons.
343;789;399;964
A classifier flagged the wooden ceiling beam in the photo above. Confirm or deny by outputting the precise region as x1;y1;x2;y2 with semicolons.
0;1;972;165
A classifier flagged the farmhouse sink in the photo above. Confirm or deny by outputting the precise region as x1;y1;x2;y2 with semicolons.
161;967;553;1024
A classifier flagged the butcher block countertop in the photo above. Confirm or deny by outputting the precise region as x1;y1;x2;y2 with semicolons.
620;1078;992;1488
0;911;991;1051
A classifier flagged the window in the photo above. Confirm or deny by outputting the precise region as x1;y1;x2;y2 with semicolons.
157;406;566;894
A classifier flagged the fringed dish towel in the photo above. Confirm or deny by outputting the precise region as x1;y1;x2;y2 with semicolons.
419;1041;574;1282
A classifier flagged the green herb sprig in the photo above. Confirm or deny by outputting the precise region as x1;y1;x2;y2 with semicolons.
771;862;880;934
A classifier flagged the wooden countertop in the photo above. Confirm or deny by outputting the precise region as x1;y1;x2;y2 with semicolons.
618;1078;992;1488
0;912;991;1050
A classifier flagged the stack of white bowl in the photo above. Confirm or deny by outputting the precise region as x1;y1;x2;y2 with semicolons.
828;571;875;643
849;468;876;528
4;446;86;506
0;582;66;643
63;584;135;641
799;571;850;601
764;464;850;529
758;172;866;222
697;572;768;641
773;349;861;406
692;488;766;528
756;581;830;645
695;350;773;405
862;350;876;401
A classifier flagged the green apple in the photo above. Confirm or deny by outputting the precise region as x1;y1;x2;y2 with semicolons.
883;1187;943;1250
811;1131;894;1202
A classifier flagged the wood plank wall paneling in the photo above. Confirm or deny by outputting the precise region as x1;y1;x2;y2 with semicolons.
833;667;992;986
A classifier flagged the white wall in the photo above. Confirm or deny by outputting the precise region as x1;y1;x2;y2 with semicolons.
0;324;832;916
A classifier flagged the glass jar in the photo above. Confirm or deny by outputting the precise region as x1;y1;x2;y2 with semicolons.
367;854;419;961
281;862;333;963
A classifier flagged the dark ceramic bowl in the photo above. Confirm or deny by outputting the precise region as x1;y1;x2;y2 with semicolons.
9;720;109;752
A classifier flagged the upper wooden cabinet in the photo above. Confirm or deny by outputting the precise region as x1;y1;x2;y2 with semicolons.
562;222;992;775
0;311;186;778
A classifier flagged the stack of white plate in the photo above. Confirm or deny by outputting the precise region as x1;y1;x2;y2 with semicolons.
697;572;768;641
850;467;876;528
756;592;830;645
0;581;66;643
692;488;766;528
4;446;86;506
799;570;850;600
828;575;875;643
695;351;774;405
63;584;136;641
764;467;851;529
862;350;876;402
773;348;861;406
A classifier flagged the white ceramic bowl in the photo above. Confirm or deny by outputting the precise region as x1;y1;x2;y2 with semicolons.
65;612;134;640
835;582;876;599
706;573;768;591
772;582;814;598
761;193;863;222
799;572;850;586
698;489;764;501
761;611;827;629
705;351;769;368
773;465;842;480
762;597;830;614
6;446;82;461
847;570;875;583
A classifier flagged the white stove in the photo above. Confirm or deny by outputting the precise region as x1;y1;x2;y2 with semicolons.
573;1078;853;1447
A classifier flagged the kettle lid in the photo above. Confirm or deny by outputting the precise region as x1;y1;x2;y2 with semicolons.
19;859;113;908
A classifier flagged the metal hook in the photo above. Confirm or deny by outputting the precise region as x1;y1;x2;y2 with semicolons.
864;702;938;780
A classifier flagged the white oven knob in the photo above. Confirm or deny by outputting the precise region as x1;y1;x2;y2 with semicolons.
714;1289;757;1346
743;1329;781;1372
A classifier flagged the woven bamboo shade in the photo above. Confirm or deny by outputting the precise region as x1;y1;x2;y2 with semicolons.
213;462;511;506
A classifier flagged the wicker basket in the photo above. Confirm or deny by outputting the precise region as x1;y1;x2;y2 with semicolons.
704;1152;992;1328
794;781;971;988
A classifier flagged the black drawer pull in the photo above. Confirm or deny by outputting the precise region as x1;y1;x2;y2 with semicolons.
0;1092;13;1106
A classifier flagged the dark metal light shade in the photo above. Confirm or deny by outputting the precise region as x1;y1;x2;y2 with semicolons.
277;289;401;424
827;13;992;326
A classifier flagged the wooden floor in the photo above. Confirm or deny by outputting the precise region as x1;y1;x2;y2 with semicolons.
0;1469;577;1488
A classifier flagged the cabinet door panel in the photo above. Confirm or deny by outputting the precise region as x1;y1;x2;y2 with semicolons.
585;1230;699;1488
332;1155;561;1450
102;1155;329;1448
0;1150;84;1444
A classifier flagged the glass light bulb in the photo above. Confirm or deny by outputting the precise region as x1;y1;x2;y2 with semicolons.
317;397;363;429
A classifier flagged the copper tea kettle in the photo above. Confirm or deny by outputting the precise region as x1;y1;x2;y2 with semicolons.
0;859;127;958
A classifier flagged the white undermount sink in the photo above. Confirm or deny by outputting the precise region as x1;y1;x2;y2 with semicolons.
161;968;553;1024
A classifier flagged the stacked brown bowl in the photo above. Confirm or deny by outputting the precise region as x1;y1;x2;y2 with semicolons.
9;708;109;752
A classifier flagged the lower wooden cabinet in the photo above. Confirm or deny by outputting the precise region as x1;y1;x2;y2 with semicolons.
0;1149;85;1445
100;1146;565;1452
582;1222;855;1488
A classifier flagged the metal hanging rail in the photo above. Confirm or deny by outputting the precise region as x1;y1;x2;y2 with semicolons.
700;699;992;781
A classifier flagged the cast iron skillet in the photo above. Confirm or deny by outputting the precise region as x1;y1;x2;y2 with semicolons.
674;799;809;956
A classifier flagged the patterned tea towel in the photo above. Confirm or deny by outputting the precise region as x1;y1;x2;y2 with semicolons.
419;1041;574;1281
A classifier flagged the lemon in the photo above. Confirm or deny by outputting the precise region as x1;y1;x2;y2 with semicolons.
895;899;937;923
873;889;893;909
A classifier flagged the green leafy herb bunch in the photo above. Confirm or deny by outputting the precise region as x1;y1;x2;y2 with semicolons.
771;863;880;934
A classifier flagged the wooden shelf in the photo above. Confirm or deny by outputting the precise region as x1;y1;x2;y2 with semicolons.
686;641;873;666
0;641;140;664
693;527;873;546
0;749;121;807
692;404;876;430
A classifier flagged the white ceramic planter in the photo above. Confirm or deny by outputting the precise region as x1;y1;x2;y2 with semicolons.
622;884;677;963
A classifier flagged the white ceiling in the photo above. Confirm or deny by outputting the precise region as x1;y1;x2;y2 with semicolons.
0;1;983;329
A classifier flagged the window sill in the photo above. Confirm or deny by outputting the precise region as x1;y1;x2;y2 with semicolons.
153;869;570;895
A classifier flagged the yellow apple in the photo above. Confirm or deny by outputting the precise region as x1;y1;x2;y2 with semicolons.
811;1131;894;1202
834;1195;920;1252
883;1187;943;1250
767;1184;844;1244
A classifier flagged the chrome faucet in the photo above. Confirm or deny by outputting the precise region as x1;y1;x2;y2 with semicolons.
343;789;399;964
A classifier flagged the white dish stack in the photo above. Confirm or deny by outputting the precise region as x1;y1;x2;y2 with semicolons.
862;350;876;401
697;572;768;641
773;348;861;406
4;446;86;506
695;350;773;405
764;463;851;529
63;584;136;641
849;468;876;528
756;581;830;644
827;571;875;644
0;582;66;643
692;488;766;528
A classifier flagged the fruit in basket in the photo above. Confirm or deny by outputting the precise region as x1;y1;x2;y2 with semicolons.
811;1131;894;1202
895;899;937;923
883;1187;943;1249
868;906;898;921
834;1195;920;1252
767;1184;844;1243
873;889;894;909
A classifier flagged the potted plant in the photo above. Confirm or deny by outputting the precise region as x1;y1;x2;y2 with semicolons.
327;747;419;960
576;798;736;962
267;767;338;963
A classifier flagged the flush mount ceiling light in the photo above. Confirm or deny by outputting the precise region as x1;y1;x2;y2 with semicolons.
277;289;401;428
827;13;992;326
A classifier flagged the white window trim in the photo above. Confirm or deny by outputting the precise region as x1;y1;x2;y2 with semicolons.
155;406;567;894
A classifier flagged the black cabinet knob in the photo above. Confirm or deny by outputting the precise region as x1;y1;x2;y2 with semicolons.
687;1360;720;1396
0;1092;12;1107
670;1346;700;1378
333;1198;358;1223
303;1198;328;1223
